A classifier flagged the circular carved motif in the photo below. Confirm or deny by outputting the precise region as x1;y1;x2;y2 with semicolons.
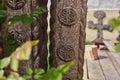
58;7;77;26
94;10;106;19
57;45;75;61
5;0;27;10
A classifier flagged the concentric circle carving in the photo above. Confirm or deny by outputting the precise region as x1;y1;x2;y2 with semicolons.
5;0;27;10
57;45;75;61
58;7;77;26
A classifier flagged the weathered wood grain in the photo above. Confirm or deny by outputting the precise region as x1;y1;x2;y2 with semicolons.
5;0;48;75
87;59;105;80
83;59;89;80
103;40;115;52
50;0;87;79
107;51;120;76
98;50;120;80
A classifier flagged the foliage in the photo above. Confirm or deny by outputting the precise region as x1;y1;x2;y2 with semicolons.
110;18;120;52
85;41;93;45
0;40;38;80
8;7;47;26
115;42;120;53
0;40;74;80
0;5;47;56
110;18;120;32
24;61;74;80
6;33;18;54
0;9;6;24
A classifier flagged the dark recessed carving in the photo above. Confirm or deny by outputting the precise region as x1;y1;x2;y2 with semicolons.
5;0;27;10
57;45;75;61
58;7;77;26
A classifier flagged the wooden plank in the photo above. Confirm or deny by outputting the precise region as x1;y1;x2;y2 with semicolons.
107;51;120;76
98;50;120;80
85;45;98;60
103;40;115;52
83;59;89;80
87;59;105;80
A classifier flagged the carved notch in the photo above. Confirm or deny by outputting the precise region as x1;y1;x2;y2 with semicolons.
57;45;75;62
58;7;77;26
5;0;27;10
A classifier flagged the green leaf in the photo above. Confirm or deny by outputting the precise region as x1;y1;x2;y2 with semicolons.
8;14;33;26
17;77;25;80
0;70;4;77
56;61;74;73
35;68;45;75
26;68;33;75
110;18;120;32
32;7;47;15
115;42;120;53
8;15;21;26
0;77;6;80
42;61;74;80
31;40;39;46
7;73;19;80
34;74;42;80
42;69;62;80
0;0;5;8
10;58;19;71
0;9;6;23
7;34;18;54
21;14;33;24
0;57;10;69
7;74;16;80
11;41;32;60
23;74;31;80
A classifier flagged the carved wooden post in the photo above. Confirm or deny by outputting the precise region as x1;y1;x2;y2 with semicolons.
50;0;87;79
5;0;48;75
88;10;113;48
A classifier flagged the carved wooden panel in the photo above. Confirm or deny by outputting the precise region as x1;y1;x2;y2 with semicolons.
58;7;77;26
57;45;75;61
50;0;87;79
5;0;27;10
5;0;48;75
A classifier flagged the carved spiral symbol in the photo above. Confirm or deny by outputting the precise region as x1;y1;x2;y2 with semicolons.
57;45;75;61
58;7;77;26
5;0;27;10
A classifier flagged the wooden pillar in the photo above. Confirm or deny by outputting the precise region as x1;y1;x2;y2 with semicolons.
50;0;87;79
5;0;48;75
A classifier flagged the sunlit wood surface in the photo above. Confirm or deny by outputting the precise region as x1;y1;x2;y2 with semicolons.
83;48;120;80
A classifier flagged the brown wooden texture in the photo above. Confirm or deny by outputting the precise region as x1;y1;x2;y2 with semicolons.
103;40;115;52
85;45;98;60
84;50;120;80
5;0;48;75
50;0;87;79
